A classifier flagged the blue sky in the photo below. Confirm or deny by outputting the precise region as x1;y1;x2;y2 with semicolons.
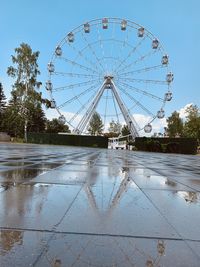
0;0;200;133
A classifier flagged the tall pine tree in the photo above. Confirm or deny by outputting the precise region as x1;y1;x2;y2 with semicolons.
0;83;7;131
2;90;24;137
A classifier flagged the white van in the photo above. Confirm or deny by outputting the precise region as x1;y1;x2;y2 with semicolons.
108;137;127;149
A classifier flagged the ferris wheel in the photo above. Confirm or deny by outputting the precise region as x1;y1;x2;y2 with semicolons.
46;18;173;137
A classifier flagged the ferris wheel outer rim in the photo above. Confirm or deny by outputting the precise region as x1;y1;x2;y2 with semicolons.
47;17;173;133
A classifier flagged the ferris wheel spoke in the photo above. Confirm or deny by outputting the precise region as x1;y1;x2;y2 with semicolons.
117;81;164;102
67;42;101;74
54;71;99;78
77;39;118;74
118;64;166;77
69;91;98;124
96;24;107;72
117;84;155;117
81;32;106;74
116;49;157;74
113;35;147;73
110;22;116;72
119;77;168;85
80;33;105;73
114;27;132;74
86;43;106;74
59;56;99;74
57;82;100;109
52;79;99;92
77;38;148;73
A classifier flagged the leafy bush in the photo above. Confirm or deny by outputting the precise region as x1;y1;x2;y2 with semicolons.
166;142;180;153
135;137;198;154
27;133;108;148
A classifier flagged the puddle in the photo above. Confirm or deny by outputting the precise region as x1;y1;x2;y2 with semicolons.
0;183;82;230
4;157;25;161
144;190;200;240
0;162;34;167
33;233;200;267
0;229;50;266
24;163;62;169
33;170;86;185
190;179;200;185
0;182;15;192
0;168;47;182
177;191;200;203
1;144;200;266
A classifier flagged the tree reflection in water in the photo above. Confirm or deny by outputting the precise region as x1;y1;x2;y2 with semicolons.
177;191;199;203
146;240;166;267
0;230;23;256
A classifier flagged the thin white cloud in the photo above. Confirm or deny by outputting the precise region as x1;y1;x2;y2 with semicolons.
178;103;193;119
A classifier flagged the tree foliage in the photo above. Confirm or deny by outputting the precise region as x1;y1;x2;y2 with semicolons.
27;103;46;133
2;91;24;137
165;105;200;140
88;112;104;135
183;105;200;139
103;132;119;138
108;120;122;136
6;43;47;138
0;83;6;111
0;83;7;131
166;111;183;137
7;43;42;95
121;124;130;136
46;118;70;134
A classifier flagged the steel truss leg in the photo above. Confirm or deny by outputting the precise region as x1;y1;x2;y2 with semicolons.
73;80;139;138
111;81;139;138
73;81;106;134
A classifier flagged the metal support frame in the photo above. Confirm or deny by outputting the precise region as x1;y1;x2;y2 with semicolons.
73;77;139;138
111;81;139;137
73;81;106;134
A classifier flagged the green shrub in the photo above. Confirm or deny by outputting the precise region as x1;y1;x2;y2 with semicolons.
135;137;198;154
166;142;180;153
145;139;162;152
27;133;108;148
11;137;24;143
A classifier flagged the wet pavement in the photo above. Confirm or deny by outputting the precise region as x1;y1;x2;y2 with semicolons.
0;143;200;266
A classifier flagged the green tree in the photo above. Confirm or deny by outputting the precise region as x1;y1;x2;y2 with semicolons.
108;120;122;136
88;112;104;135
7;43;47;140
27;103;46;133
183;105;200;139
0;83;7;131
121;124;130;136
2;91;24;137
166;111;183;137
46;118;70;133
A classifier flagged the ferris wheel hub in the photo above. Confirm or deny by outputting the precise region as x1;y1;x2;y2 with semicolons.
104;75;114;89
104;75;114;80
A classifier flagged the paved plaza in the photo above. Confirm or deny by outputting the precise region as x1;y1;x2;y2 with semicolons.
0;143;200;266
